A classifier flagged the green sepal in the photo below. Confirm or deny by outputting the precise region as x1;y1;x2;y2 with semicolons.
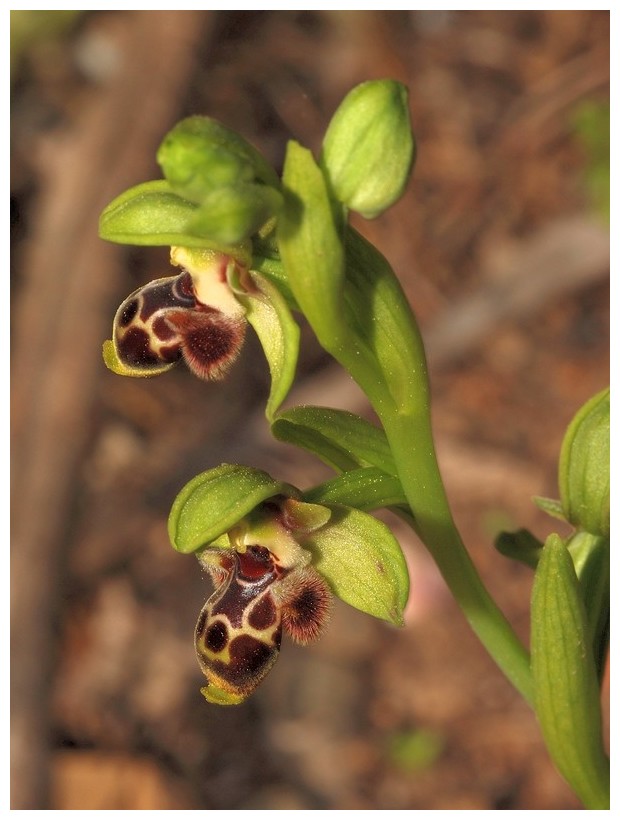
99;180;251;262
303;467;407;511
531;533;610;809
168;464;299;554
232;271;300;422
304;504;409;626
157;115;281;202
272;405;396;475
559;387;609;537
321;79;415;218
494;528;544;570
188;183;283;246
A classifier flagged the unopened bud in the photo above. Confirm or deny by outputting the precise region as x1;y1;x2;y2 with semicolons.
559;388;609;537
157;116;280;204
321;80;415;218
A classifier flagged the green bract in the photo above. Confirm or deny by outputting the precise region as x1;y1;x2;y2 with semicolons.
272;405;397;475
321;79;415;218
567;530;610;680
168;464;410;626
531;534;610;809
278;141;347;350
304;467;407;513
559;388;609;537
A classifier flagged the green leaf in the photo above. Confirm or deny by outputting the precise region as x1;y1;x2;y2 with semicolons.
559;387;609;537
531;533;609;809
272;405;397;475
321;79;415;218
304;505;409;626
494;528;543;570
168;464;299;554
233;271;300;422
99;180;251;261
303;466;407;511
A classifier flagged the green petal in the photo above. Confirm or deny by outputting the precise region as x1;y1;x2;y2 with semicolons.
305;505;409;626
168;464;299;554
231;270;300;422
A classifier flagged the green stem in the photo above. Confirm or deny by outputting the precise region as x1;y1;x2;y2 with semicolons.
384;405;534;705
341;231;534;704
258;227;534;703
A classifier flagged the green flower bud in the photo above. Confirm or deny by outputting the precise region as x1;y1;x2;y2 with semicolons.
321;79;415;218
559;388;609;537
531;533;610;809
157;116;281;204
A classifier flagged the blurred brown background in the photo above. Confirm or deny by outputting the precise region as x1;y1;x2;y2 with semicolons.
11;10;609;810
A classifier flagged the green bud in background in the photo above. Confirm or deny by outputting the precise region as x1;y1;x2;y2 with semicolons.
320;79;415;218
559;388;609;537
530;533;609;809
157;116;281;204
